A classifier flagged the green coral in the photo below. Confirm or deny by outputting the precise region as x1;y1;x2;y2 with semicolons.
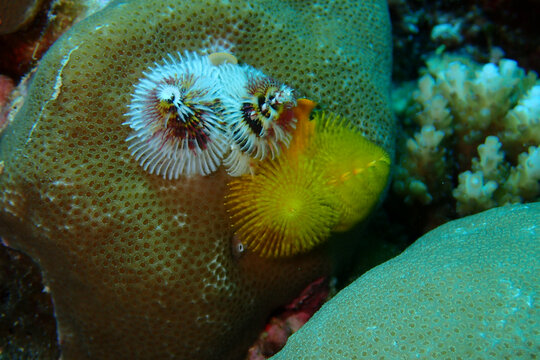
271;203;540;359
393;53;539;215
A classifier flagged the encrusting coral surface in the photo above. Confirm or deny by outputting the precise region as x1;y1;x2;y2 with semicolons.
0;0;393;358
272;203;540;359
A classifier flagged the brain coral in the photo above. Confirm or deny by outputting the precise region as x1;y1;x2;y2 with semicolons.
0;0;392;358
272;203;540;359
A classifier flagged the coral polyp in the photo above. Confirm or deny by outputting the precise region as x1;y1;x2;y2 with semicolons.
124;51;227;178
226;109;391;258
220;64;297;176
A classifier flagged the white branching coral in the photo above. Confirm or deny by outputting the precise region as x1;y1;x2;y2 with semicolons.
453;170;498;215
503;146;540;202
455;137;539;215
393;125;447;205
414;77;453;132
406;125;445;157
430;23;463;46
472;135;505;180
503;84;540;147
423;56;534;138
455;136;503;215
393;52;539;216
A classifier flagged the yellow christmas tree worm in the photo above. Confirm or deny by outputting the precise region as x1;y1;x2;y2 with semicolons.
307;112;391;231
226;155;339;258
226;107;391;257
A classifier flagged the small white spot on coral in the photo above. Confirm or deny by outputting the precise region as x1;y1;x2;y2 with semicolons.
453;226;468;235
51;180;74;187
524;224;537;234
172;213;187;227
93;24;109;31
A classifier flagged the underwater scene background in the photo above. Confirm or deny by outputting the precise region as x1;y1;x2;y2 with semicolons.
0;0;538;359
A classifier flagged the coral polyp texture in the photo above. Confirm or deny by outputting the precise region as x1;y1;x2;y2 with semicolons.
226;111;391;258
220;63;297;175
393;53;539;216
272;203;540;359
125;51;227;178
0;0;393;358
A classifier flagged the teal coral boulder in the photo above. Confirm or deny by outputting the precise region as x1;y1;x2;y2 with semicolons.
272;203;540;359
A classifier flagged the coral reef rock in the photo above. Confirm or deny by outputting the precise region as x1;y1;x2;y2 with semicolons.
0;0;44;35
0;0;393;359
272;203;540;359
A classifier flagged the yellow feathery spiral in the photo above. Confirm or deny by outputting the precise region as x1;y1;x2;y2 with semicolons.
226;104;391;258
226;156;339;257
307;112;391;231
